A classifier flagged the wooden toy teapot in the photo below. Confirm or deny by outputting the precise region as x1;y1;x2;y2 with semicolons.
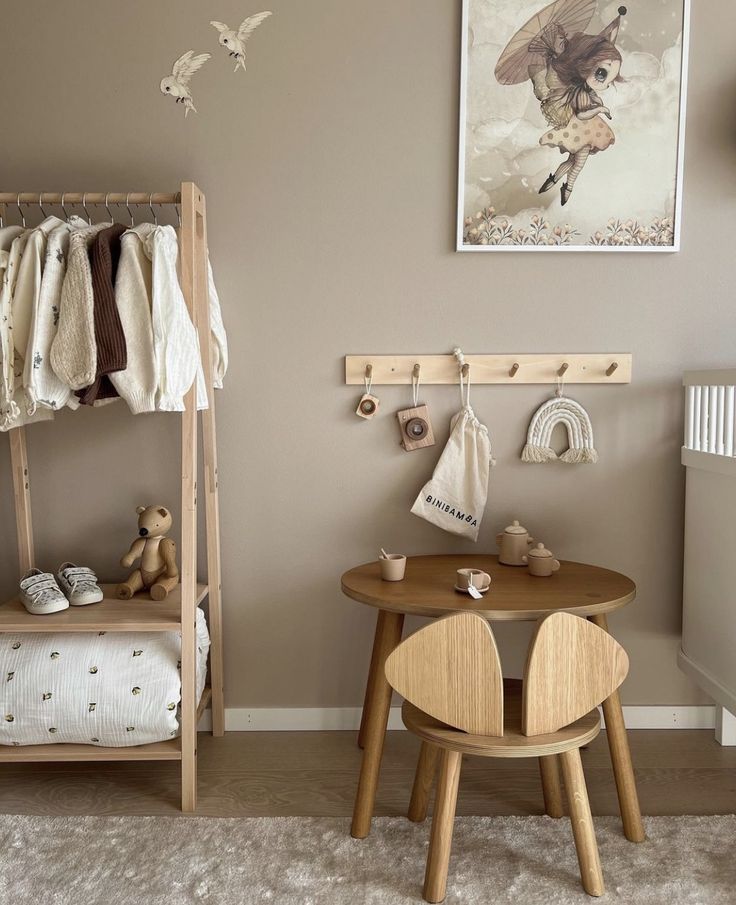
523;543;561;577
496;520;534;566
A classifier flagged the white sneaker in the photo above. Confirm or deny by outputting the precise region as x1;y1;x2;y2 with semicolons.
57;563;104;606
19;570;69;615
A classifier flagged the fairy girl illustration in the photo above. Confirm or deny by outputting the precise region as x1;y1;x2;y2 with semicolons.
495;1;627;206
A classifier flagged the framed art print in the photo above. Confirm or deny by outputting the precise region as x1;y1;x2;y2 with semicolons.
457;0;690;251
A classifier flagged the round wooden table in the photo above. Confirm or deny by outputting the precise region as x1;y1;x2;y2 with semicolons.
342;554;643;843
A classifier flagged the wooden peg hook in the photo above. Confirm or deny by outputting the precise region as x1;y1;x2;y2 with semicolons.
557;362;569;377
412;363;421;379
606;362;619;377
509;362;520;378
365;364;373;379
461;362;470;378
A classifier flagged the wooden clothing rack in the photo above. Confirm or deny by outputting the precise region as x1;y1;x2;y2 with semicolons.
0;182;224;813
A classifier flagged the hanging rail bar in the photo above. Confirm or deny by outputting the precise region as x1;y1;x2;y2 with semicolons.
345;354;633;385
0;192;181;206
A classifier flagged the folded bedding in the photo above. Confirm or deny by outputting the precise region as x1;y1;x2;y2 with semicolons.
0;608;209;747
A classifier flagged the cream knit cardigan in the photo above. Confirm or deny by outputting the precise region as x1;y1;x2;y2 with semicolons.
23;218;86;412
0;225;54;430
50;222;112;392
112;224;227;414
0;228;29;424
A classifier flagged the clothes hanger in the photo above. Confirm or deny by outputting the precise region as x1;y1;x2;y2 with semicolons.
105;192;115;223
126;193;135;227
17;194;26;228
149;193;158;226
82;192;91;225
60;192;70;222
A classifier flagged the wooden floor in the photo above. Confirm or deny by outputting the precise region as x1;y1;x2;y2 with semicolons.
1;730;735;817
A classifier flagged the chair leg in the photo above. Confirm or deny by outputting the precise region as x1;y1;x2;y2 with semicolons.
539;755;564;818
589;614;645;842
408;742;440;823
423;749;462;904
560;748;604;897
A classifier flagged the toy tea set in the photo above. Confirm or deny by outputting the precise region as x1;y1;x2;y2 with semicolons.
379;518;562;595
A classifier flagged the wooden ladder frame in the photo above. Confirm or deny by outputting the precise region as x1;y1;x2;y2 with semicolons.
4;181;224;812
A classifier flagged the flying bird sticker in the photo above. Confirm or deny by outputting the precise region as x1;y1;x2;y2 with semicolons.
160;50;211;116
210;11;272;72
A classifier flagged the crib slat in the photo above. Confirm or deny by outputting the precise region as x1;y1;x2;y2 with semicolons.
708;387;718;453
700;386;709;452
693;386;702;451
685;386;695;449
716;387;726;455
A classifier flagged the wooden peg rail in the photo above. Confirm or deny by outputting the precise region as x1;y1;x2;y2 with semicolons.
345;354;632;385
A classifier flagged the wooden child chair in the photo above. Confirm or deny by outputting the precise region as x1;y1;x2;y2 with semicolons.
384;611;629;903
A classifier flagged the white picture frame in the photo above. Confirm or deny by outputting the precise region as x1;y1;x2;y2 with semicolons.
456;0;690;252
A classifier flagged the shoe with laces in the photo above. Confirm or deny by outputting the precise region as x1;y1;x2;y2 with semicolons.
19;570;70;615
57;563;104;606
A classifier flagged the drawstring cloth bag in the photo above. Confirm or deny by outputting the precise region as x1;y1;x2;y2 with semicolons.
411;371;494;541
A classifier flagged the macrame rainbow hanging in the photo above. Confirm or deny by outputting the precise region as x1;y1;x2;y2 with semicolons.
521;396;598;465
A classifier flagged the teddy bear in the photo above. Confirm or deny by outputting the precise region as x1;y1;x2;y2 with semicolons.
117;505;179;601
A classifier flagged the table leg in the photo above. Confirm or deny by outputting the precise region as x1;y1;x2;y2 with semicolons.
351;609;405;839
357;611;385;750
589;613;645;843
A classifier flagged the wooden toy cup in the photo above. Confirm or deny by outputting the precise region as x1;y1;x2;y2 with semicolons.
380;554;407;581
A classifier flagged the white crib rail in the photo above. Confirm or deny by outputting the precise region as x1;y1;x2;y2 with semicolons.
684;371;736;457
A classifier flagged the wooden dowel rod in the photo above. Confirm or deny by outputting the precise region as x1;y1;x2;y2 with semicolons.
0;192;181;205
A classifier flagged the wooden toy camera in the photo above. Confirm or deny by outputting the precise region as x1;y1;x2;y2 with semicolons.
356;393;380;419
397;404;435;451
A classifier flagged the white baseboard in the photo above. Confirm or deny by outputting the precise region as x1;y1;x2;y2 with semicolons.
199;705;716;733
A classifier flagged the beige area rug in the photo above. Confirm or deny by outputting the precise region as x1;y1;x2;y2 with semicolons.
0;815;733;904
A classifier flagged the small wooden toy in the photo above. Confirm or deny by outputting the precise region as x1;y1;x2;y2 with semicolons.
379;550;406;581
523;542;561;577
117;505;180;601
496;520;534;565
356;364;380;419
397;363;435;451
356;394;380;419
397;403;435;451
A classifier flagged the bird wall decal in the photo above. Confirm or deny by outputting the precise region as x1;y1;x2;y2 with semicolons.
160;50;211;116
210;12;272;72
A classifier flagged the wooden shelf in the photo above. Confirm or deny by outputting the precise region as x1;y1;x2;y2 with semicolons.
0;738;182;763
0;183;225;811
0;583;209;633
0;686;213;762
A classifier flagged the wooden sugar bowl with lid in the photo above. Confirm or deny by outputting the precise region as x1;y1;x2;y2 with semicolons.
523;543;561;577
496;520;534;566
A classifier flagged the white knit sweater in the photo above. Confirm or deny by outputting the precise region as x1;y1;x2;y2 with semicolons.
110;228;157;414
112;223;227;414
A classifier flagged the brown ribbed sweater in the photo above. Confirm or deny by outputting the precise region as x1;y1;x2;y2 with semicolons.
77;224;128;405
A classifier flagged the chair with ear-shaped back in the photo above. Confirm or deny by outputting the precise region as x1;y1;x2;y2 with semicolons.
384;610;629;903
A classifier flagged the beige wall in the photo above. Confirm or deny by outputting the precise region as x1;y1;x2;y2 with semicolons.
0;0;731;709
